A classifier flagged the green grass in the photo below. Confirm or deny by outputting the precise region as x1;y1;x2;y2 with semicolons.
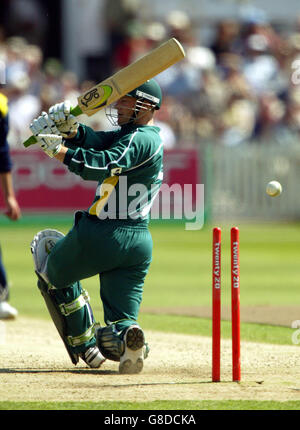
139;314;294;345
147;221;300;307
0;216;299;344
1;400;300;410
1;216;300;410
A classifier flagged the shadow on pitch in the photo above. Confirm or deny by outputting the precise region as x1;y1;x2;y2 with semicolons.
0;368;117;375
0;367;212;387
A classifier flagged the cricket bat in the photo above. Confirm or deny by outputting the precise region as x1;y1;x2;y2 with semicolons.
23;38;185;147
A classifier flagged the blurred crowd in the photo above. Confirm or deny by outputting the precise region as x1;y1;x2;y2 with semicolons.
1;4;300;148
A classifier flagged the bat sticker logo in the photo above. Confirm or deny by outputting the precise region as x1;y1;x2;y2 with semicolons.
80;85;113;108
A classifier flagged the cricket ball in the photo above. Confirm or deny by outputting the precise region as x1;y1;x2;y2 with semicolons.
266;180;282;197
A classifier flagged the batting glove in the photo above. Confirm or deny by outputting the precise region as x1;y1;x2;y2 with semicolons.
35;134;62;158
30;112;61;137
49;100;78;137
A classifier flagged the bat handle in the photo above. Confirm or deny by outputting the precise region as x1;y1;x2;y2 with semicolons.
22;105;83;147
70;105;83;116
23;135;37;147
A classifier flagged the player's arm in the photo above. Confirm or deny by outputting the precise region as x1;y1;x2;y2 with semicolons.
0;171;21;220
62;132;160;182
30;104;114;153
53;145;68;163
32;129;161;185
48;101;115;150
0;135;21;220
29;125;115;164
63;123;115;151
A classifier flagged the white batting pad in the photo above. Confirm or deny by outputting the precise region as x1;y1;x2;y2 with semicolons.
31;229;65;283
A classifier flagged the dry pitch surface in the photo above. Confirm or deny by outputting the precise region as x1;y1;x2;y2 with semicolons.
0;317;300;404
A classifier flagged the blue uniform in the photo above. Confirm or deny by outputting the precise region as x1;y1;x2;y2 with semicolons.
0;93;12;298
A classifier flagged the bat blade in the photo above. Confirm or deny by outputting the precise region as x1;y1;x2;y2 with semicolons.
23;38;185;147
78;38;185;116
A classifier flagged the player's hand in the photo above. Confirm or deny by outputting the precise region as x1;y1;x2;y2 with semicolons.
4;196;21;221
35;134;62;158
49;100;78;138
30;112;61;137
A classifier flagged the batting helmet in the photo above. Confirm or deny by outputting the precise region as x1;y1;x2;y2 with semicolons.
127;79;162;110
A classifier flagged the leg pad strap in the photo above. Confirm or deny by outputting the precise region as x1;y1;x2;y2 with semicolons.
59;290;90;316
37;274;96;363
37;275;79;365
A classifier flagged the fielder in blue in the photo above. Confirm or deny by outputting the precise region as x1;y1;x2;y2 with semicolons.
0;92;21;319
29;79;163;374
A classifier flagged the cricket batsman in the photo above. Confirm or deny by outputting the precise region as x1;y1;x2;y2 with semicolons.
29;79;163;374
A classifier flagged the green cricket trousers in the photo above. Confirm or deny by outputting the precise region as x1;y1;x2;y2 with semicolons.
46;211;153;353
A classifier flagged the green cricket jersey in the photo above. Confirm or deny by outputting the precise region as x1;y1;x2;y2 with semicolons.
63;123;163;223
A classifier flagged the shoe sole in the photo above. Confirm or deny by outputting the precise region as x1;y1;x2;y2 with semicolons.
119;327;145;374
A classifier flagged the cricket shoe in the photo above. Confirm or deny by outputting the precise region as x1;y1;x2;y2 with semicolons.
119;325;145;374
0;301;18;319
30;229;65;285
79;346;106;368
